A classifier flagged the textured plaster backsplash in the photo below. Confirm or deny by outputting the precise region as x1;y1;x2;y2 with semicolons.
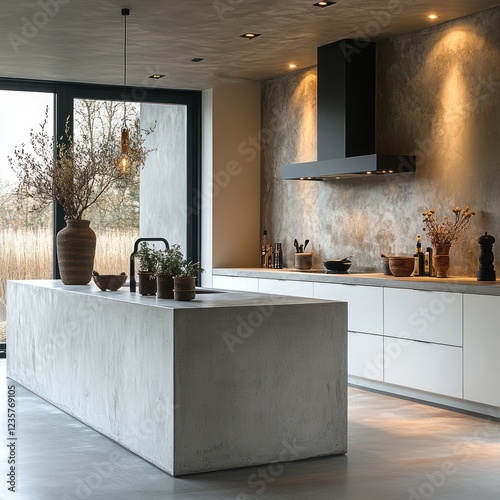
261;8;500;277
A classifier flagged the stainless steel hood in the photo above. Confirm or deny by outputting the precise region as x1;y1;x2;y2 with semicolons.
282;39;416;180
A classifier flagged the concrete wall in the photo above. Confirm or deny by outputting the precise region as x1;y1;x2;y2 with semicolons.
261;7;500;277
140;103;187;251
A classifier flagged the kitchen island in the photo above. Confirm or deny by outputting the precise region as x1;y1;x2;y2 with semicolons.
7;280;347;476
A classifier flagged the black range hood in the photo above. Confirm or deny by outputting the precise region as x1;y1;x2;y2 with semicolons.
282;40;416;180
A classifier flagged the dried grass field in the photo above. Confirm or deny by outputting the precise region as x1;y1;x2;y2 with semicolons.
0;227;138;325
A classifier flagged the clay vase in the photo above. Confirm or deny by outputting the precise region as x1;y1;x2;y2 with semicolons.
157;273;174;299
433;243;452;278
56;219;96;285
138;272;157;296
173;276;196;301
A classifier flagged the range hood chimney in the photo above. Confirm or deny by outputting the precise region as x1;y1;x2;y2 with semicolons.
282;39;416;180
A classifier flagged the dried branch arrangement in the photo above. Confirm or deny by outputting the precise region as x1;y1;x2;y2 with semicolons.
9;106;153;220
422;206;476;245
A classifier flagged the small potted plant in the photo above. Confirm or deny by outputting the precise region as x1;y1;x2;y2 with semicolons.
136;242;159;295
173;259;204;301
156;244;183;299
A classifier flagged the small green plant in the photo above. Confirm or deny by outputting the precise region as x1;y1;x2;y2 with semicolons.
136;242;158;273
156;244;183;276
176;259;204;278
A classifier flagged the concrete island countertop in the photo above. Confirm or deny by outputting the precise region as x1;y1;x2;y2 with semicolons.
213;268;500;295
10;279;333;307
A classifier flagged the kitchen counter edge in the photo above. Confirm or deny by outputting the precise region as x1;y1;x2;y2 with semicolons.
213;268;500;295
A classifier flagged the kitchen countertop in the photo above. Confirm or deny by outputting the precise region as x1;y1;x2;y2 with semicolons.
9;279;333;307
213;268;500;295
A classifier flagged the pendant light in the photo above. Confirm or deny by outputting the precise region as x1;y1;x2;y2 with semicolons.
120;8;130;174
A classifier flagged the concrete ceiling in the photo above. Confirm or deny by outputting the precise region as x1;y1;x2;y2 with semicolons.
1;0;500;91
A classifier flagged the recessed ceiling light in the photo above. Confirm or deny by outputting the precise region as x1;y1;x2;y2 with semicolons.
289;63;298;69
313;1;336;7
148;74;165;79
240;33;261;40
428;14;439;20
191;58;204;62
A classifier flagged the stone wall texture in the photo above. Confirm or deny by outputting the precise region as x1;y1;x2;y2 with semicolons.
261;7;500;276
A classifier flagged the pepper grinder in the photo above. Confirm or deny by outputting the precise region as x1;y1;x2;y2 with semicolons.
477;232;496;281
274;243;283;269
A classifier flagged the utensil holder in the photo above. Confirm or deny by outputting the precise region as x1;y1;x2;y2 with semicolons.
295;252;312;270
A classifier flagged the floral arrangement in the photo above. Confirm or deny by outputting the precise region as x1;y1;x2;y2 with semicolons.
422;206;475;245
9;106;153;220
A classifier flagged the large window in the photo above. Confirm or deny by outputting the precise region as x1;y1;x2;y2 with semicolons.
0;79;201;347
0;90;54;325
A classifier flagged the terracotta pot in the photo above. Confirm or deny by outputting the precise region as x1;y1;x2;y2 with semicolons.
433;243;451;256
294;252;312;270
157;273;174;299
433;255;450;278
173;276;196;301
433;243;452;278
138;272;157;295
56;219;96;285
388;256;414;277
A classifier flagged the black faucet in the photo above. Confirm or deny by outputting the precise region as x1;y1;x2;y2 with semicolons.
129;237;169;293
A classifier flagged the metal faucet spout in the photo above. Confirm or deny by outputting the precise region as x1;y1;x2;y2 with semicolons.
130;237;169;293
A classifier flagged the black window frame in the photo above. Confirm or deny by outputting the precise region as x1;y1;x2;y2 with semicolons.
0;77;202;278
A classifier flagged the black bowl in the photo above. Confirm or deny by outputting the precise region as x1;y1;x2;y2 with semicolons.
323;260;352;274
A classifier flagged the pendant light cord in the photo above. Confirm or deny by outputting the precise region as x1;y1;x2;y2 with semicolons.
122;8;129;126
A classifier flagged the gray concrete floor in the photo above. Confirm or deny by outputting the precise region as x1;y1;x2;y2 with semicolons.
1;358;500;500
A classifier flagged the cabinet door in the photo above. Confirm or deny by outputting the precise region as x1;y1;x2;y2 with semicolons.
212;275;259;292
383;337;462;398
384;288;462;346
258;279;313;298
348;331;384;381
314;283;383;334
464;294;500;407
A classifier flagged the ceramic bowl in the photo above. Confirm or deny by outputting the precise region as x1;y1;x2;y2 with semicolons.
323;260;352;274
92;271;127;291
388;257;414;277
381;257;393;275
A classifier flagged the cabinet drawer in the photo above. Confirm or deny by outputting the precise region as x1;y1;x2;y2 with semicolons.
384;288;462;346
464;294;500;406
348;331;384;381
383;337;462;398
258;279;313;298
314;283;383;334
212;276;259;292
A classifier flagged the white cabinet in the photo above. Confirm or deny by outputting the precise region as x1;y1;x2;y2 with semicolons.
258;279;314;298
314;283;383;334
384;288;462;346
348;332;384;381
212;275;259;292
463;294;500;407
383;337;462;398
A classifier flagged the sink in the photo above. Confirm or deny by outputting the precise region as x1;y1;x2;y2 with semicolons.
290;269;327;274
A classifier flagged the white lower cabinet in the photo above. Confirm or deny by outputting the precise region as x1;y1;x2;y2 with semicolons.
464;294;500;407
314;283;383;335
383;336;463;398
257;278;314;298
212;275;259;292
384;288;462;346
348;331;384;381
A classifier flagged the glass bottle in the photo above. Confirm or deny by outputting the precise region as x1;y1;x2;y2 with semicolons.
274;243;283;269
